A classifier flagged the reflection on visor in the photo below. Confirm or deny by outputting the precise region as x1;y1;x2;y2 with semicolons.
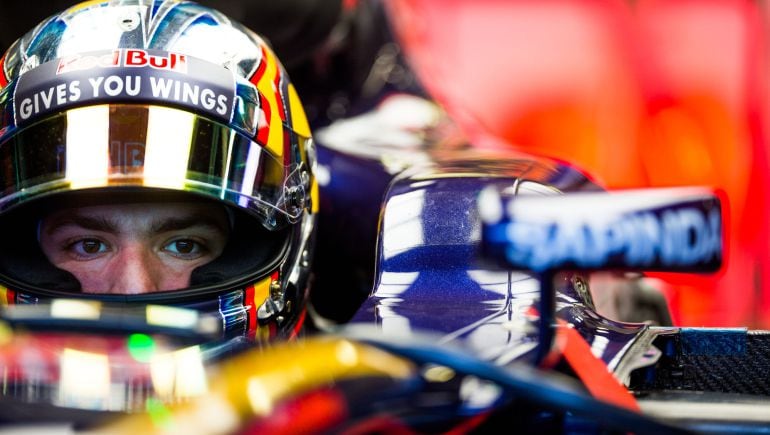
0;303;230;414
0;104;306;229
0;331;212;413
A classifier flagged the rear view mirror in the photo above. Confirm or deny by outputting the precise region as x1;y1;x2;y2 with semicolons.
479;186;724;364
479;186;722;273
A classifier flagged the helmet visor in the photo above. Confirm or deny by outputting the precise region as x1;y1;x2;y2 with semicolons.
0;104;304;228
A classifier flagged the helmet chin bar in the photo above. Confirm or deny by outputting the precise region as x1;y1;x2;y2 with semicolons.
258;210;316;328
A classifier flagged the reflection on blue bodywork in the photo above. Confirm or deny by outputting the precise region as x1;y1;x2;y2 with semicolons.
351;157;651;369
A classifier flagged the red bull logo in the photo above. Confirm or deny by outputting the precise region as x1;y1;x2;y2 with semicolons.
57;49;187;75
57;51;120;74
124;49;187;73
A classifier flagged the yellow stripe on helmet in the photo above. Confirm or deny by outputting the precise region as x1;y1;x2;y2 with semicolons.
287;84;311;139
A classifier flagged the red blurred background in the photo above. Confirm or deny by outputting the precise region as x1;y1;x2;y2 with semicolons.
386;0;770;328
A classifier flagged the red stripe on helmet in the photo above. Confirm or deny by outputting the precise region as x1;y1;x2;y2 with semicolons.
256;92;271;145
250;47;271;146
250;47;268;83
244;284;257;338
0;55;8;89
283;130;292;165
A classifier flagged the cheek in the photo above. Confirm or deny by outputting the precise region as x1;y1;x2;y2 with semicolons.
154;261;200;291
57;261;113;293
38;235;65;264
56;255;204;293
156;272;194;291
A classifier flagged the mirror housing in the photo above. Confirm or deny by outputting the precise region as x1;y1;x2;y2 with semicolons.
480;187;722;273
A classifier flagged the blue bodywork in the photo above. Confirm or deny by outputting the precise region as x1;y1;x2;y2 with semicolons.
313;130;651;374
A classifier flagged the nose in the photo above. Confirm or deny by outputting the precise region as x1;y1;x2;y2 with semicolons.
108;244;161;294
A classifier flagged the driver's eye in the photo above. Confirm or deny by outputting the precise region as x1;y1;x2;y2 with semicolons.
172;240;195;254
164;239;204;257
75;239;108;255
82;240;101;254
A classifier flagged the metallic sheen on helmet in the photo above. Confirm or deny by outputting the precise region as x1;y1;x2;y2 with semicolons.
0;0;318;340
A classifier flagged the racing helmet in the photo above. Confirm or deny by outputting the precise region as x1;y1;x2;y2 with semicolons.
0;0;318;340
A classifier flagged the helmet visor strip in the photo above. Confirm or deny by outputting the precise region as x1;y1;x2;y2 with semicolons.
0;104;303;229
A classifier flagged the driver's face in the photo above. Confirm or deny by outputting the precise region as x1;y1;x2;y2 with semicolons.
39;202;230;294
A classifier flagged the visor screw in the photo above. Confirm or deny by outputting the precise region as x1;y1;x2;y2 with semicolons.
270;280;282;299
118;12;141;32
287;186;306;212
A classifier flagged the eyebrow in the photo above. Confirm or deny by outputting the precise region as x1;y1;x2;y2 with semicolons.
43;214;118;235
150;216;229;234
42;213;230;236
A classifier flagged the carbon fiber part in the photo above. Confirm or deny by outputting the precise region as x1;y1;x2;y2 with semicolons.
630;330;770;396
